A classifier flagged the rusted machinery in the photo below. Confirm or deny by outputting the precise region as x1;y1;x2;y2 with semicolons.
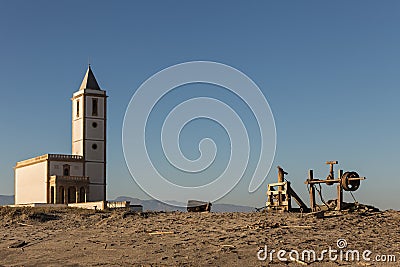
266;166;309;212
266;161;366;213
187;200;212;212
305;161;366;211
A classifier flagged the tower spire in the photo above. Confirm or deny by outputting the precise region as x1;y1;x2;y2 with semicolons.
79;65;101;90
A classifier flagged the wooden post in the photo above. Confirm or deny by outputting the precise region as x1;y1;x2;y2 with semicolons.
277;166;285;205
277;167;285;183
287;181;292;211
336;169;343;211
308;170;316;212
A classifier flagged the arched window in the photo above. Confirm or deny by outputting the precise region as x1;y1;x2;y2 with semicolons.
63;164;70;176
92;98;98;116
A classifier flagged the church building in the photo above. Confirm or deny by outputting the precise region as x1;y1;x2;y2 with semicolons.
14;66;107;205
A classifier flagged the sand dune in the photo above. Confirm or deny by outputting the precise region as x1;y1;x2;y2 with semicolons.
0;207;398;266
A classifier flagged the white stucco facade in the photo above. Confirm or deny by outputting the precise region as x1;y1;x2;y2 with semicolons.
15;159;47;204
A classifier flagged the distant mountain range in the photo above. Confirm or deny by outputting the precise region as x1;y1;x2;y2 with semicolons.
0;195;14;206
0;195;254;212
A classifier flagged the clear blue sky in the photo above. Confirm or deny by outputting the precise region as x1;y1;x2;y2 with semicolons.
0;1;399;209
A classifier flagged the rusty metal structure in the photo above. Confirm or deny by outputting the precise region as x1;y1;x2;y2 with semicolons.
266;161;366;213
305;161;366;211
187;200;212;212
266;166;309;212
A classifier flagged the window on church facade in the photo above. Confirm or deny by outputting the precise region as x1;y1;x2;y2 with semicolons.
63;164;70;176
92;98;98;116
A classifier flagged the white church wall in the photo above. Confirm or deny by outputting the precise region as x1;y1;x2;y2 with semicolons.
49;161;84;176
85;140;104;162
72;140;83;156
15;161;48;204
68;200;106;210
72;119;83;142
87;184;105;202
85;162;104;184
85;118;104;140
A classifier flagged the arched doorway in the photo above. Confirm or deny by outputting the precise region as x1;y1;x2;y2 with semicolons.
50;186;55;204
59;186;65;204
68;187;76;203
79;187;86;203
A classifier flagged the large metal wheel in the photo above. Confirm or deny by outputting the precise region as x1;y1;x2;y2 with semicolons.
341;171;360;191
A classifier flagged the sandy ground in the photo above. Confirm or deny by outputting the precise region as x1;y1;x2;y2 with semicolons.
0;207;399;266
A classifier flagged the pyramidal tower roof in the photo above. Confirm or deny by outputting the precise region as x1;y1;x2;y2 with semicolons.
79;65;101;90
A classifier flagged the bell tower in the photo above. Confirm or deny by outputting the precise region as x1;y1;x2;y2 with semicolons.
71;65;107;201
